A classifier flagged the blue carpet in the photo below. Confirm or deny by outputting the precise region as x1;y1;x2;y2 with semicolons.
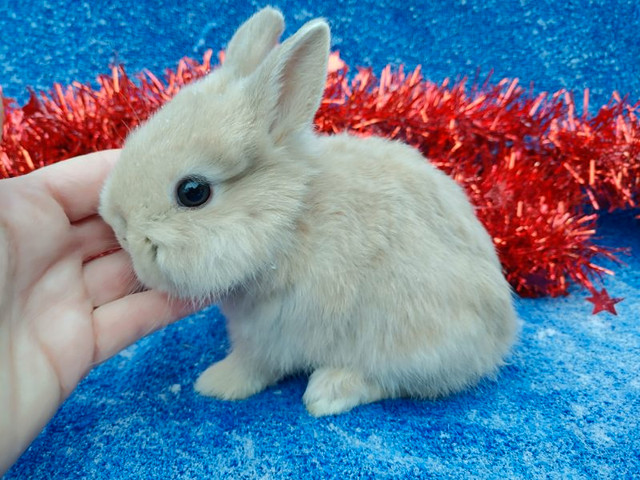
3;1;640;478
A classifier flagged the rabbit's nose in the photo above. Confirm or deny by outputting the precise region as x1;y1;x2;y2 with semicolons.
109;211;129;248
117;231;129;250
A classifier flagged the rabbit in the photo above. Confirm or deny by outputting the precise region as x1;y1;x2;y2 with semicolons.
99;7;519;417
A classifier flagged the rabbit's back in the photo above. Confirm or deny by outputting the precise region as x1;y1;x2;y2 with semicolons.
298;133;505;291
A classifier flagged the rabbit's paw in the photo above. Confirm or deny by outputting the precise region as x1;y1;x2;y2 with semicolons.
303;368;385;417
195;352;270;400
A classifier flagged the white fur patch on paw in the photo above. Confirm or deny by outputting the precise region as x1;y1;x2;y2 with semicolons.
302;368;384;417
194;355;268;400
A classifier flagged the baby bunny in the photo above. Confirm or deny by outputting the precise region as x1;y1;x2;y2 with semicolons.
99;7;518;416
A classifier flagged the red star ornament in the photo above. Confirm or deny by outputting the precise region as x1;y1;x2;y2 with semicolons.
586;288;624;315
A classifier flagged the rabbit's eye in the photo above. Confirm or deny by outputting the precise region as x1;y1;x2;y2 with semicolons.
176;176;212;208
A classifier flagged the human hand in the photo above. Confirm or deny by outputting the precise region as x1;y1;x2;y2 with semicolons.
0;150;193;474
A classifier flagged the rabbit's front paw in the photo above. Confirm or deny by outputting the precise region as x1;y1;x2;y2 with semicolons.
194;352;270;400
303;368;385;417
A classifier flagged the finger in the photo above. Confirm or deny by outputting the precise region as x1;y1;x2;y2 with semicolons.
92;290;195;364
33;149;120;223
71;215;121;261
83;249;139;307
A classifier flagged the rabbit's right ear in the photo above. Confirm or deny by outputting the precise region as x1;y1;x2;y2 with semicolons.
247;19;330;142
222;7;285;78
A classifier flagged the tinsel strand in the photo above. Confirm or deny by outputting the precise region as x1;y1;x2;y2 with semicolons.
1;51;638;307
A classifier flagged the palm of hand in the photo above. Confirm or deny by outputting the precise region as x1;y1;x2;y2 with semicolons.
0;151;191;472
2;169;112;399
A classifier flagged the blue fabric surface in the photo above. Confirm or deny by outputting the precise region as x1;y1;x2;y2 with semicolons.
2;1;640;478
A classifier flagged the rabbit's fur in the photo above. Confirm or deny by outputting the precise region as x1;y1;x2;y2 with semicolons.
99;7;518;416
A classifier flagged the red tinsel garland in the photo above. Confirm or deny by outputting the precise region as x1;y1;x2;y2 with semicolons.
1;51;638;311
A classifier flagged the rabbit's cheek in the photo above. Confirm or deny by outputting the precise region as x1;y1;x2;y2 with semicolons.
146;243;197;297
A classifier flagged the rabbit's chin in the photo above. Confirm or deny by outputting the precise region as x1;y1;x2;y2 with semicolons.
137;266;233;306
128;258;195;301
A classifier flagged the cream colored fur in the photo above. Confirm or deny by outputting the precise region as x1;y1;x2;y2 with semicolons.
99;7;519;416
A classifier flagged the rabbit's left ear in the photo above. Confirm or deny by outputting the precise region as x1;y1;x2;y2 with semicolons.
249;19;330;141
223;7;285;78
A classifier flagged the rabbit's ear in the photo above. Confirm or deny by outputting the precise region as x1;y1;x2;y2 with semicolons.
251;19;330;140
223;7;285;78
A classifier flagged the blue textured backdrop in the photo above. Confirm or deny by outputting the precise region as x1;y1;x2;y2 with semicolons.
1;0;640;107
2;1;640;479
